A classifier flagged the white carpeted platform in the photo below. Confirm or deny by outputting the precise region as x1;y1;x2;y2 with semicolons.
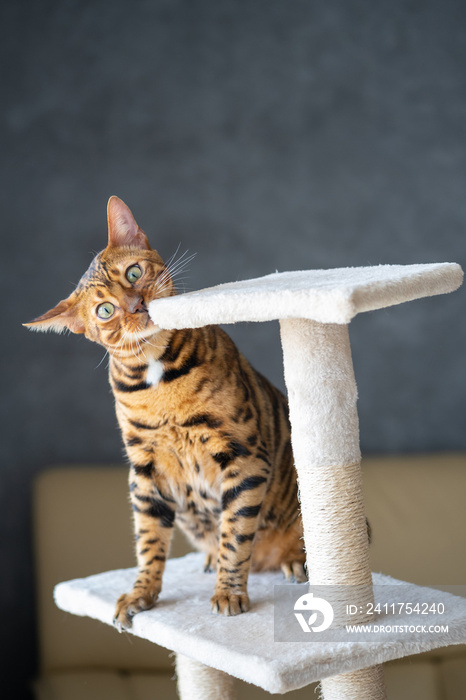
54;553;466;694
148;263;462;328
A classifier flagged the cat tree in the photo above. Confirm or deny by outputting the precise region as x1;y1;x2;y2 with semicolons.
54;262;466;700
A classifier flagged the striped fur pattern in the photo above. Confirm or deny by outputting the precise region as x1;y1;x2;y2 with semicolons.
25;196;305;628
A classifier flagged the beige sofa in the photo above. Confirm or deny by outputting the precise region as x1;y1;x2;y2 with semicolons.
33;454;466;699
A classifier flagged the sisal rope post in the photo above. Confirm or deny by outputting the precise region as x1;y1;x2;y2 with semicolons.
280;318;386;700
320;666;386;700
176;653;236;699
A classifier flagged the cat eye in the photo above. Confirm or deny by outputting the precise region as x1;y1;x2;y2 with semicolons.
97;302;115;319
126;264;142;283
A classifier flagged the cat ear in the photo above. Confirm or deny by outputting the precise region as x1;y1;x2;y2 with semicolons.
107;196;151;250
23;297;85;334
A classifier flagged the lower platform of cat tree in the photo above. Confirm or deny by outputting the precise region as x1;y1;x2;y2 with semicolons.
54;553;466;695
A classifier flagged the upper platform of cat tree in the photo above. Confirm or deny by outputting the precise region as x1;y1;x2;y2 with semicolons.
148;263;462;328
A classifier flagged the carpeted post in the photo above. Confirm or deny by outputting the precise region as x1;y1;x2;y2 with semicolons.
176;654;236;700
320;666;386;700
280;318;386;700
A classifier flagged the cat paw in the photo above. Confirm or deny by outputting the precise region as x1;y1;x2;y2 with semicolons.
281;561;307;583
113;589;159;630
211;591;250;616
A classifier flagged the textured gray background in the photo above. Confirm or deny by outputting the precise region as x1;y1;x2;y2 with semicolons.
2;0;466;695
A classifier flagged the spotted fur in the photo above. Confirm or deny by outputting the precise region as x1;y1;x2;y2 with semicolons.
25;196;306;628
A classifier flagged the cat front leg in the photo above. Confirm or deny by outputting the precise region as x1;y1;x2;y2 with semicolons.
211;462;269;615
113;467;175;630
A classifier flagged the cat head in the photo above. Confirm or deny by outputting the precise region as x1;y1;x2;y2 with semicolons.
24;197;175;352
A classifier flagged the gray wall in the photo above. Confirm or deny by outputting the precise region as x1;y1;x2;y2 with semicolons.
2;0;466;695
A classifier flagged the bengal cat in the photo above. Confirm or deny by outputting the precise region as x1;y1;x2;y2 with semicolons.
25;196;306;629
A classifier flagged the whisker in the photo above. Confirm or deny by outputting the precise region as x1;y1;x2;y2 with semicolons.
157;250;196;287
153;272;193;296
163;242;182;271
134;328;148;361
95;348;110;369
112;329;131;360
157;274;192;288
142;338;169;351
130;336;140;362
164;276;193;293
166;251;197;279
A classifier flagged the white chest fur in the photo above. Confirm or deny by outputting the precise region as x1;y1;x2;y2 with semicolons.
146;357;164;387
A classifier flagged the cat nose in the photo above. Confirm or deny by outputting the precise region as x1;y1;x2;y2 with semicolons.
128;296;146;314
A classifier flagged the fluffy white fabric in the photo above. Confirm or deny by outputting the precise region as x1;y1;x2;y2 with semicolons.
148;263;463;329
54;554;466;694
